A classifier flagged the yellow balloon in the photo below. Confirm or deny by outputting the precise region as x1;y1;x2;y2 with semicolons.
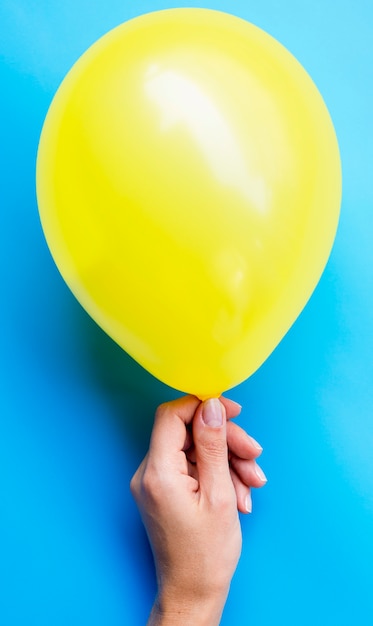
36;9;341;399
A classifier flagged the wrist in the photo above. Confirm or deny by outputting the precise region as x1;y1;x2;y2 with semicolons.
147;588;229;626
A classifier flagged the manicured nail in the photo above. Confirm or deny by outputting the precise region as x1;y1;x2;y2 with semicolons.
250;436;263;453
245;492;252;513
255;464;267;483
221;397;242;411
202;398;223;428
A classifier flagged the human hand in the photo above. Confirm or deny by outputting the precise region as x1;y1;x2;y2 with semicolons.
130;395;266;626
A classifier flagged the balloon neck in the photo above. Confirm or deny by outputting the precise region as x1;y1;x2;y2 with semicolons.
196;393;224;402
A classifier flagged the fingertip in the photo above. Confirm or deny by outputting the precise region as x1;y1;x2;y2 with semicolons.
219;396;242;419
201;398;225;428
254;463;267;485
249;436;263;456
230;457;268;489
245;490;252;514
230;469;252;514
156;395;202;424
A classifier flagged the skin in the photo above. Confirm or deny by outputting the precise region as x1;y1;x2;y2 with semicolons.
130;395;266;626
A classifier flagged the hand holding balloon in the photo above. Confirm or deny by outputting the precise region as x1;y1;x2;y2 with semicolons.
130;395;266;625
36;9;341;397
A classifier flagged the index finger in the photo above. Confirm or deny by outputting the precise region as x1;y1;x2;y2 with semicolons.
148;395;201;460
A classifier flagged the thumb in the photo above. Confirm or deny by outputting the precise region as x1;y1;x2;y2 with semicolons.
193;398;232;499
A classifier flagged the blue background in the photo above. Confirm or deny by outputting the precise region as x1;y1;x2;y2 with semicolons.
1;1;372;624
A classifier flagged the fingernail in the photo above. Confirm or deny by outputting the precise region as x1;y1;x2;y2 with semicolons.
250;437;263;453
255;464;267;483
245;492;252;513
202;398;223;428
221;397;242;411
231;399;242;410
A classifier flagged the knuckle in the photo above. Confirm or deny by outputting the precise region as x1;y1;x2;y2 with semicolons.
141;469;156;495
141;466;165;502
129;472;139;499
130;469;140;495
201;436;228;460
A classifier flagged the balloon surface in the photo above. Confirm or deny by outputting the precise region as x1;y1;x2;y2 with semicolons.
36;8;341;399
